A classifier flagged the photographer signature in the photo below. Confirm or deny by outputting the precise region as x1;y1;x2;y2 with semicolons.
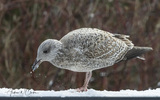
6;89;37;96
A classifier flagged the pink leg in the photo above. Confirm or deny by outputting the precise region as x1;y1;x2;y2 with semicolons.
77;71;92;92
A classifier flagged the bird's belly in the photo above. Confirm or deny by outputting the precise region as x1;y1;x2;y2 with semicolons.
56;58;115;72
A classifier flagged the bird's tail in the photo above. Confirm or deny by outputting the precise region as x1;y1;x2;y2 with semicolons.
124;46;153;60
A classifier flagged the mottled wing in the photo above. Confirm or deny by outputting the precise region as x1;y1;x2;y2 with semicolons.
60;28;134;63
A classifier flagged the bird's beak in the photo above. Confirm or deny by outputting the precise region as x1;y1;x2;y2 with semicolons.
32;59;42;72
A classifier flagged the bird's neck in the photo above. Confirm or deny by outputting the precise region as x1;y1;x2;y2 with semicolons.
49;44;66;67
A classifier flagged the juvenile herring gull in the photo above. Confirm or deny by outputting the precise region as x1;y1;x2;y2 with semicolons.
32;28;152;91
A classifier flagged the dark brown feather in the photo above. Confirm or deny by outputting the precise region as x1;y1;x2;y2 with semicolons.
123;46;153;60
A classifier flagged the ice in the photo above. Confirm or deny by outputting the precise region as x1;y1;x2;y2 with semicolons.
0;88;160;97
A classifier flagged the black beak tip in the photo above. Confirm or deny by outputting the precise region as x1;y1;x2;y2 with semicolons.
31;59;41;72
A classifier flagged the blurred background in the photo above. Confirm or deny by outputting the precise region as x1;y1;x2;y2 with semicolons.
0;0;159;91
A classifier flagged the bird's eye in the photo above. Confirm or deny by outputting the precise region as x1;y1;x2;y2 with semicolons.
43;50;48;53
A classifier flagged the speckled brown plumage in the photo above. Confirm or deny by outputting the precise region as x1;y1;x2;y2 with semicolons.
51;28;134;72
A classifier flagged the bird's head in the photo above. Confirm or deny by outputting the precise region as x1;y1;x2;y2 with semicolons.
32;39;62;72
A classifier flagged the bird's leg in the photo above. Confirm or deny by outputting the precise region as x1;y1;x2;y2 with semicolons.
77;71;92;92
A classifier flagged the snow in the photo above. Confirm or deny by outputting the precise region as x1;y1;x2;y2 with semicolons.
0;88;160;97
157;82;160;87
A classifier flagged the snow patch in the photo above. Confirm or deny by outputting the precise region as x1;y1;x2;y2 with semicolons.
0;88;160;97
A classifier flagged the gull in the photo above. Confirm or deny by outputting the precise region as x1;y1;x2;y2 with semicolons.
32;28;152;91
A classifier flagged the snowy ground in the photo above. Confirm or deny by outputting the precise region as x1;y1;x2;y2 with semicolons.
0;88;160;97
